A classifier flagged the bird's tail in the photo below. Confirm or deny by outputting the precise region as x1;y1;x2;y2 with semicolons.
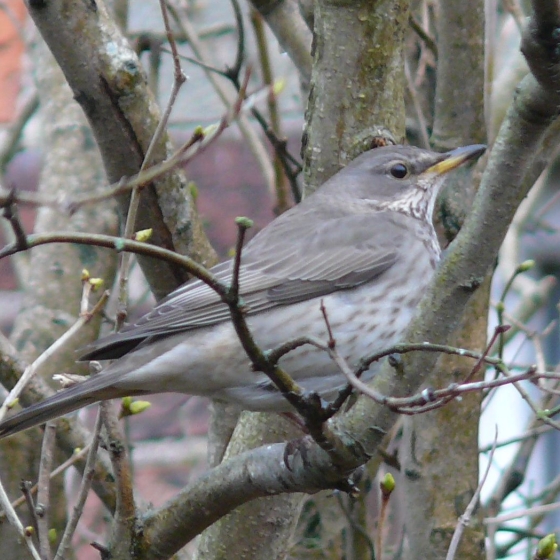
0;373;127;439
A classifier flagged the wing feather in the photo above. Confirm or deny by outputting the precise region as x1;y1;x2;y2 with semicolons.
82;208;411;360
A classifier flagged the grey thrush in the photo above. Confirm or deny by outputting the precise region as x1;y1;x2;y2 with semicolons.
0;143;485;438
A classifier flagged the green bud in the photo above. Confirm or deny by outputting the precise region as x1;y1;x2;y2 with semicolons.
272;78;286;95
517;260;535;273
89;278;104;291
495;301;505;313
188;181;199;202
202;123;218;137
24;526;34;537
7;398;19;410
134;228;153;243
235;216;254;229
128;400;152;415
48;528;57;544
380;473;395;496
537;533;557;559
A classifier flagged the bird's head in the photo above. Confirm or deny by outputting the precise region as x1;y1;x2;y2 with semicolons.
323;144;486;220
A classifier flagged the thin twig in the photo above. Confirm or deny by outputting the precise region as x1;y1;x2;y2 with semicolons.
479;423;552;452
54;412;103;560
408;15;438;57
496;262;533;359
250;7;291;212
0;476;42;560
2;447;91;520
0;231;227;297
2;189;28;250
0;287;109;422
117;0;187;329
501;367;560;431
100;400;136;535
319;300;336;349
335;493;375;558
266;335;326;364
333;342;549;414
20;480;39;536
37;422;57;560
165;0;275;192
469;324;509;381
485;501;560;525
230;217;251;298
446;427;498;560
0;93;39;171
502;0;526;33
0;79;271;215
226;0;244;81
404;58;430;149
169;7;303;202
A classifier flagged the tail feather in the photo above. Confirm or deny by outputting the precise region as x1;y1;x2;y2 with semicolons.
0;373;126;439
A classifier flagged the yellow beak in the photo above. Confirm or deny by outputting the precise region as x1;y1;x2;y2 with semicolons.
424;144;486;175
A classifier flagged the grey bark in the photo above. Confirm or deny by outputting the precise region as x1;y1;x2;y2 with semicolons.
302;0;409;193
400;1;487;558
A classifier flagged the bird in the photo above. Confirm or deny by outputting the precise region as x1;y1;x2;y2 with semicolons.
0;143;486;439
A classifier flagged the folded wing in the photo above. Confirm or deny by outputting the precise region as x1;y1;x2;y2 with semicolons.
82;208;409;360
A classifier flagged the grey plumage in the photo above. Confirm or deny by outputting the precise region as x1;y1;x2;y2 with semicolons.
0;144;486;438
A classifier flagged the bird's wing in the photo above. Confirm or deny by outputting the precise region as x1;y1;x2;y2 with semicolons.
82;209;409;360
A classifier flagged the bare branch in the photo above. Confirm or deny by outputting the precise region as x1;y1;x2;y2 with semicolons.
37;422;56;560
446;428;498;560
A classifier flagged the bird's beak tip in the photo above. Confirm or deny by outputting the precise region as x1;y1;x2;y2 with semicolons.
425;144;487;175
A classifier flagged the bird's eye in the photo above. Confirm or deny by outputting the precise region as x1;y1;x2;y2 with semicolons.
390;163;408;179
